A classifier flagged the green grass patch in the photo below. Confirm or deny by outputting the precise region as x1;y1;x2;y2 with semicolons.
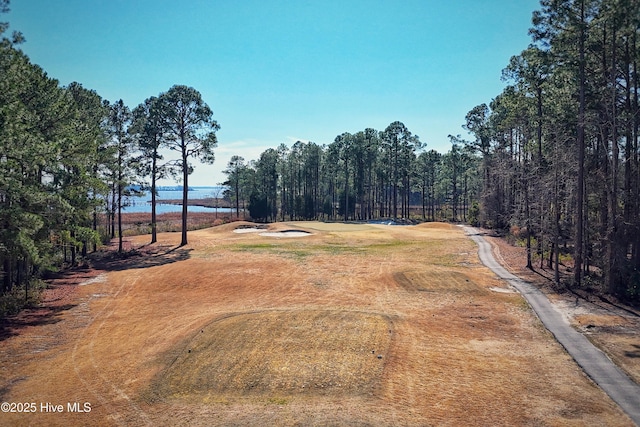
231;241;363;260
232;242;311;261
234;243;276;251
267;397;289;405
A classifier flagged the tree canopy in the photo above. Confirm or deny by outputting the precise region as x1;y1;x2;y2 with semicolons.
465;0;640;300
222;122;478;225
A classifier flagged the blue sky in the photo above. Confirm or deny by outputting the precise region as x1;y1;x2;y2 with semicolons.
8;0;541;186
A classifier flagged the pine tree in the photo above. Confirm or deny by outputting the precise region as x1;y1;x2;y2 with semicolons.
158;85;219;246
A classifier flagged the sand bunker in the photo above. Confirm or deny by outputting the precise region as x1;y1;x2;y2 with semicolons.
232;224;269;234
259;230;312;238
233;227;264;234
232;225;311;237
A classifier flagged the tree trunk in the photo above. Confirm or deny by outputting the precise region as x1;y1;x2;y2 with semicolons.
151;155;157;244
3;257;12;293
24;259;29;303
633;29;640;274
344;154;349;220
605;24;619;295
525;169;533;270
71;232;77;265
118;180;123;253
110;186;116;239
181;150;189;247
573;0;586;287
393;141;398;219
235;176;240;219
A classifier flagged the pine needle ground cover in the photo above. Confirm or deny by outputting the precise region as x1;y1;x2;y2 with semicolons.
0;222;632;426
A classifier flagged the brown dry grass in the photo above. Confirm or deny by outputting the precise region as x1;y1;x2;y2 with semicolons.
0;222;633;426
151;310;391;400
103;212;233;237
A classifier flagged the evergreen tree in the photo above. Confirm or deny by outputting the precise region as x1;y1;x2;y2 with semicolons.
158;85;219;246
130;96;170;243
106;99;134;253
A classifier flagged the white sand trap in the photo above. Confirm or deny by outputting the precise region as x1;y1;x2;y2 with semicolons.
259;230;312;238
233;227;265;234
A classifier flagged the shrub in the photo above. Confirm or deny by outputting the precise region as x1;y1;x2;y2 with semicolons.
468;201;480;226
0;280;44;318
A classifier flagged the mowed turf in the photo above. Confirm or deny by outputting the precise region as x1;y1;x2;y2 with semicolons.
153;310;392;399
0;221;634;426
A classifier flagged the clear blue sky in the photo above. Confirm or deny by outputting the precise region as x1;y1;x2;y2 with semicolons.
8;0;541;186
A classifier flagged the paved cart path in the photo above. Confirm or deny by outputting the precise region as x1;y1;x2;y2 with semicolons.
463;226;640;426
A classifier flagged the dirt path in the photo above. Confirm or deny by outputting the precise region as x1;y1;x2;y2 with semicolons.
463;225;640;425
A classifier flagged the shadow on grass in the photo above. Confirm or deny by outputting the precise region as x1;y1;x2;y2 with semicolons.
89;244;192;272
625;344;640;359
0;303;77;342
0;266;99;342
1;244;191;343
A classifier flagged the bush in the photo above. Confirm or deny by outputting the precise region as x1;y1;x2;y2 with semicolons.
0;280;45;318
623;269;640;303
468;201;480;226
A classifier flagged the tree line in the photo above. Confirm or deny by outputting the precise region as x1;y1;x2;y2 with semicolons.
462;0;640;301
221;125;479;224
0;1;218;312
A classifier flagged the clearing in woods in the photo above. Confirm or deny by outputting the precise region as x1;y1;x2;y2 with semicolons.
0;222;634;426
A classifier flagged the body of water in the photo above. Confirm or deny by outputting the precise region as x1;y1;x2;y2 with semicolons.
122;186;230;214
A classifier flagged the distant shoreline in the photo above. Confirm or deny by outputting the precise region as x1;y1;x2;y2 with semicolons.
155;198;233;209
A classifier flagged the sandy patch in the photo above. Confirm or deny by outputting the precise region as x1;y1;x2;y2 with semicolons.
259;230;313;238
233;227;265;234
79;273;108;286
490;286;516;294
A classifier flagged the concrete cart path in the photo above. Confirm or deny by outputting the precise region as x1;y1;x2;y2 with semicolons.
463;226;640;426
